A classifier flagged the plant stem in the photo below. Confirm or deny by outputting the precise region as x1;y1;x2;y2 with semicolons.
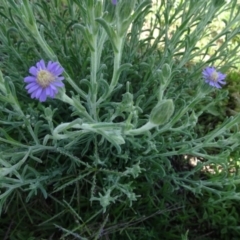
109;37;124;91
126;121;156;135
90;36;98;120
98;36;124;104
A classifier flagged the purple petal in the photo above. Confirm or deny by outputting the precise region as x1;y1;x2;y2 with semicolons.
218;74;226;81
31;90;38;99
24;76;36;83
50;89;56;97
52;81;64;87
218;79;226;84
47;61;53;69
47;62;64;76
35;88;43;98
210;81;221;88
208;81;216;87
45;86;51;96
29;66;38;76
56;76;64;81
49;84;57;91
53;67;64;76
25;82;38;90
214;83;222;88
39;89;47;102
37;59;46;70
48;62;58;71
46;87;55;97
47;62;64;78
27;85;41;94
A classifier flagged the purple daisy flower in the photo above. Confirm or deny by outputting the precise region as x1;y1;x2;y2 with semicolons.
112;0;117;5
202;67;226;89
24;60;64;102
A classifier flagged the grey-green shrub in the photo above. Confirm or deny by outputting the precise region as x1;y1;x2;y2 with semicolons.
1;0;240;239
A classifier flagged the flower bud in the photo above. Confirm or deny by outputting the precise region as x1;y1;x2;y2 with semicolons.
116;0;136;22
149;99;174;125
161;63;171;81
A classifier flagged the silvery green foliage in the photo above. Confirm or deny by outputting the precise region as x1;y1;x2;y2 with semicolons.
1;0;240;235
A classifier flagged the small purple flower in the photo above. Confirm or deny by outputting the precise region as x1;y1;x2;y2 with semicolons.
202;67;226;88
112;0;117;5
24;60;64;102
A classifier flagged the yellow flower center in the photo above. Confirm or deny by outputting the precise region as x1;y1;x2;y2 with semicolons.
37;70;55;88
210;71;219;82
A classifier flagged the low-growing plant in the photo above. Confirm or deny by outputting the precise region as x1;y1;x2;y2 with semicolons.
1;0;240;239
